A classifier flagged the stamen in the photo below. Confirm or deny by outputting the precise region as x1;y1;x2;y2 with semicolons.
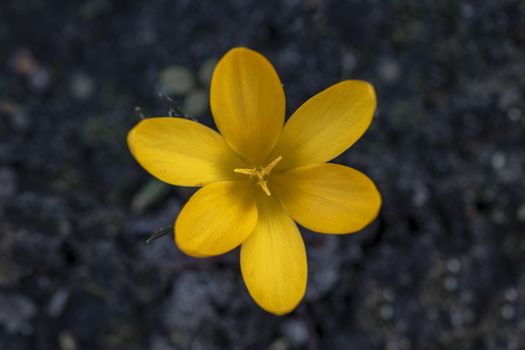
234;168;257;177
257;180;271;196
233;156;282;196
260;156;283;177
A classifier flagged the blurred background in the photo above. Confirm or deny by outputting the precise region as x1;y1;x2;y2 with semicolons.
1;0;525;349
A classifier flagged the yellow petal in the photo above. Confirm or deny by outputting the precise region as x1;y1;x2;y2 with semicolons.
175;181;258;257
272;163;381;234
211;47;285;165
240;195;307;315
269;80;376;170
128;117;245;186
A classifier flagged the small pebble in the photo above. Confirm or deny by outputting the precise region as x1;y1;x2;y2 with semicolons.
12;50;38;75
491;209;506;224
504;288;518;302
386;337;410;350
30;68;51;91
378;58;401;83
507;107;522;121
491;153;506;170
48;290;70;317
382;288;395;302
446;258;461;273
71;73;94;100
182;89;208;117
461;290;474;303
150;335;173;350
380;304;394;320
281;319;308;346
267;337;290;350
1;101;29;130
461;3;475;18
451;311;464;327
500;304;515;320
499;86;520;110
0;294;36;334
341;49;357;74
444;276;459;292
59;331;77;350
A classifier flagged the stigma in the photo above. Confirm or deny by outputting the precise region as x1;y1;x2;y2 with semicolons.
234;156;282;196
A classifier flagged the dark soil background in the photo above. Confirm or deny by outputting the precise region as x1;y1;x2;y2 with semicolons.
1;0;525;349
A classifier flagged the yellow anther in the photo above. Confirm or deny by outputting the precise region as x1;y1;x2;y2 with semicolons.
260;156;282;177
233;156;282;196
257;180;271;196
233;168;257;177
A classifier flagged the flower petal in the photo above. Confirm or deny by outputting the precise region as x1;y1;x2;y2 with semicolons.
128;117;245;186
211;47;285;165
272;163;381;234
269;80;376;170
240;195;307;315
175;181;258;257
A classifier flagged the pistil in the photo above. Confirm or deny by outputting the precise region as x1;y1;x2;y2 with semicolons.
234;156;283;196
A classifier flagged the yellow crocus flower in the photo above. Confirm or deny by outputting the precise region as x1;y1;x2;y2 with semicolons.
127;47;381;315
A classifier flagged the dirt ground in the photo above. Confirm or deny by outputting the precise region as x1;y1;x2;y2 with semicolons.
1;0;525;349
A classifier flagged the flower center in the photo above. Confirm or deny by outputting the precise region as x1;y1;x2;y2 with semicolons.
233;156;282;196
